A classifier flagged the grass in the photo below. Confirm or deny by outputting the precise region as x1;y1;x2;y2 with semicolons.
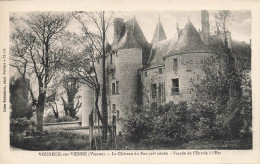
11;131;252;150
11;131;90;150
116;137;252;150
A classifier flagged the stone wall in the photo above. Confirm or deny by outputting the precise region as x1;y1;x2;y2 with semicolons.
80;48;143;129
142;52;213;105
108;48;143;124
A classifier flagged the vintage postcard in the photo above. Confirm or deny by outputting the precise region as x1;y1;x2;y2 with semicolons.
0;0;260;163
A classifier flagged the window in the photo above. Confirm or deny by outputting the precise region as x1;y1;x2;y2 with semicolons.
116;110;119;120
112;104;116;113
144;71;147;77
110;54;113;64
171;78;179;95
162;82;166;102
111;69;115;79
112;81;119;94
112;83;115;94
173;58;178;71
151;83;157;99
158;83;162;100
159;68;163;74
116;81;119;93
158;82;166;102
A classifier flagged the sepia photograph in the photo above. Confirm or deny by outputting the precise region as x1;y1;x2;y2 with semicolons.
8;10;252;151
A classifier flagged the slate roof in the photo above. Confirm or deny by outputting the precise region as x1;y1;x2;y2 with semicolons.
111;18;151;65
148;32;178;68
112;18;149;50
147;19;211;68
151;20;167;43
105;40;112;52
167;19;210;56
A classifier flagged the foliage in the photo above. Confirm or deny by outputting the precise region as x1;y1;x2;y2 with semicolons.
190;41;251;139
43;112;76;123
43;113;58;123
120;105;153;142
150;102;192;141
10;117;36;141
10;77;33;119
121;102;192;142
58;115;77;122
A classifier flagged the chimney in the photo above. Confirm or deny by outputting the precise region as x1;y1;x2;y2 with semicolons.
226;31;232;49
176;23;182;39
201;10;210;43
113;18;124;45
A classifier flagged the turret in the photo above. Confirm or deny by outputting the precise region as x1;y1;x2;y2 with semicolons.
151;16;167;43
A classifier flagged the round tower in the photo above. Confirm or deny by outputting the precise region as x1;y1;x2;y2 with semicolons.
81;84;95;127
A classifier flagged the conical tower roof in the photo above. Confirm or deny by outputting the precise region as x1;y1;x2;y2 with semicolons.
168;19;210;55
112;18;148;50
151;17;167;43
105;39;112;52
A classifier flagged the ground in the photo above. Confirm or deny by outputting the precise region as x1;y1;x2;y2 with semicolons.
10;123;252;150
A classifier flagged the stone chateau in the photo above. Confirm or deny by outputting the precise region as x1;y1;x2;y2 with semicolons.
80;10;242;127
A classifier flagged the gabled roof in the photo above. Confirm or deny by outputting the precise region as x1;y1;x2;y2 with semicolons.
151;19;167;43
167;19;210;56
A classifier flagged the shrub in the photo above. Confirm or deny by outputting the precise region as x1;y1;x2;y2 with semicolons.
10;77;33;119
43;113;76;123
151;101;191;141
10;117;36;139
121;102;192;143
58;115;75;122
43;112;58;123
120;105;153;142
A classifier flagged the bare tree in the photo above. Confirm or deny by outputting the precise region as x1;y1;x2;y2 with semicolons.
60;31;103;128
10;12;70;132
214;10;231;36
71;11;113;139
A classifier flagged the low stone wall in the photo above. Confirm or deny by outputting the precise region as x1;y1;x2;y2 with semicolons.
43;121;82;131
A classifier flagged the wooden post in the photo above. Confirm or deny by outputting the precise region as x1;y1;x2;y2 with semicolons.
112;115;117;149
89;111;93;149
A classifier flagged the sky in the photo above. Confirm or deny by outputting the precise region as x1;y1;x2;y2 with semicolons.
67;10;251;44
12;10;251;44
